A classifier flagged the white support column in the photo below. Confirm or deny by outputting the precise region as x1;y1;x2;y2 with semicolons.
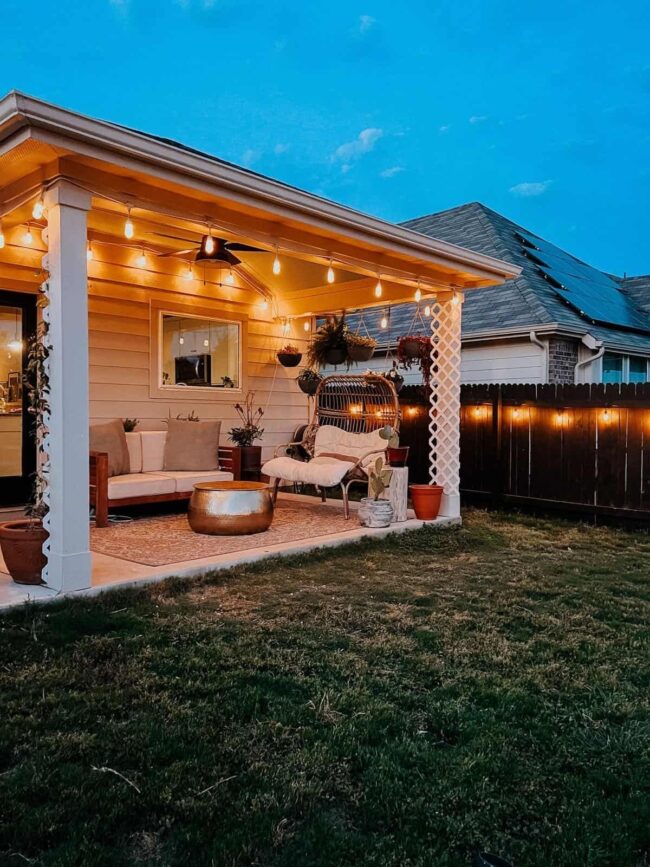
429;290;463;519
42;182;92;591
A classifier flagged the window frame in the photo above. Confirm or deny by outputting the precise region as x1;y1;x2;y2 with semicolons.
149;299;248;401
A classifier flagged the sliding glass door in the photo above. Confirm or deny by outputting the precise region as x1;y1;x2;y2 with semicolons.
0;291;36;506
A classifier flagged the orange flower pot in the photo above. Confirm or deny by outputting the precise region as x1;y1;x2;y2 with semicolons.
409;484;444;521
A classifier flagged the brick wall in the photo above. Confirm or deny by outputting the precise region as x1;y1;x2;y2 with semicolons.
547;338;579;384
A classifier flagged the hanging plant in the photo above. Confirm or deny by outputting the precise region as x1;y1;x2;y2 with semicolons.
346;332;377;362
307;313;350;368
383;362;404;394
277;344;303;367
397;335;433;386
297;368;322;396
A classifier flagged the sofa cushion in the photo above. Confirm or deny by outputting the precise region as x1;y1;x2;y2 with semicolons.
262;455;360;488
314;425;385;468
159;470;234;493
163;419;221;471
89;419;130;477
107;473;176;500
125;432;142;474
140;431;167;472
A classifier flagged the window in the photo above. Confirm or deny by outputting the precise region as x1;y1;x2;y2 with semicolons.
602;353;623;384
629;357;648;384
160;313;240;390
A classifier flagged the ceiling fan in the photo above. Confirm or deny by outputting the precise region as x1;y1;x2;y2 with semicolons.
150;230;267;266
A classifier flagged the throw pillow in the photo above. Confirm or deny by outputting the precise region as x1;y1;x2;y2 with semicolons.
163;419;221;471
89;419;131;477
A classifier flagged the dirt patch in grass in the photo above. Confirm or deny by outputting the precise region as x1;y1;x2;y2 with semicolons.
0;509;648;866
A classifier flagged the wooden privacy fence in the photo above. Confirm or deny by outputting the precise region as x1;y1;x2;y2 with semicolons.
398;383;650;522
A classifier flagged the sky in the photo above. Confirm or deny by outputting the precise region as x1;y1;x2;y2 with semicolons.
1;0;649;276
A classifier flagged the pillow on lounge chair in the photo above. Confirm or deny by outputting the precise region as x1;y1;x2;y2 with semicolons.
163;419;221;471
89;419;131;477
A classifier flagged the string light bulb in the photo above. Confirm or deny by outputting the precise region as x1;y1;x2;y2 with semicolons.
424;305;431;317
124;207;134;240
374;277;383;299
23;225;34;245
272;246;281;276
32;197;45;220
327;259;335;284
136;249;147;268
380;313;388;329
451;290;460;306
303;319;310;332
224;268;235;286
86;242;93;262
260;298;269;311
0;220;5;249
414;280;422;303
184;263;193;281
204;233;215;255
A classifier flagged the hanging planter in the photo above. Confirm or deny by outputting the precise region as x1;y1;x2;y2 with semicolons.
397;336;422;360
307;314;350;369
277;344;302;367
397;335;433;386
297;368;322;395
347;332;377;363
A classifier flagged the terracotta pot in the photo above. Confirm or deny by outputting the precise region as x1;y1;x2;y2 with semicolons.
297;372;321;396
325;346;347;365
0;519;48;585
277;352;302;368
387;446;410;467
348;343;375;362
409;484;443;521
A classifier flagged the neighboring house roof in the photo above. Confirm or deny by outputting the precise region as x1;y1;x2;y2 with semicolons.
345;203;650;355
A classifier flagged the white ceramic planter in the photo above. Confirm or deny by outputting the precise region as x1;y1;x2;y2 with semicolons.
358;497;394;528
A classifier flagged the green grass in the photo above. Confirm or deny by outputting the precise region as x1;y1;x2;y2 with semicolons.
0;509;648;867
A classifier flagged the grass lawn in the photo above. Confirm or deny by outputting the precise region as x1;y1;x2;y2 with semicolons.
0;509;648;867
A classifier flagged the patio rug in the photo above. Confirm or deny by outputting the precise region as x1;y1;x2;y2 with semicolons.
90;502;358;566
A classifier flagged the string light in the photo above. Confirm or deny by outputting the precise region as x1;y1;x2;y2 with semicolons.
260;298;269;311
86;242;93;262
451;291;460;306
374;277;383;298
0;220;5;249
23;225;34;245
224;268;235;286
424;305;431;317
327;259;335;284
124;207;134;240
272;246;281;276
303;319;310;332
602;409;611;423
204;233;215;255
184;263;193;281
32;196;45;220
203;338;210;347
380;312;388;329
136;249;147;268
414;280;422;303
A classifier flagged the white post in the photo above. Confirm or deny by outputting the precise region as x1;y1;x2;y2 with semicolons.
42;182;92;591
429;290;463;519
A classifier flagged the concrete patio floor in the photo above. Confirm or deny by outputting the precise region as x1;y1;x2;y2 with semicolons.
0;493;458;611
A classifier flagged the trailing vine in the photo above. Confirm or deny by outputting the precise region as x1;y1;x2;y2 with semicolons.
24;283;51;521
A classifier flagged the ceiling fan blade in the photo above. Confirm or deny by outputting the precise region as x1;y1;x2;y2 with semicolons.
158;248;196;258
226;250;241;266
225;242;266;253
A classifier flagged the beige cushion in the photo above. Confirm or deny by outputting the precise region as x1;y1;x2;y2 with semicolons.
163;419;221;471
140;431;167;472
89;419;130;477
314;425;385;468
107;473;176;500
159;470;234;493
262;455;360;488
125;432;142;474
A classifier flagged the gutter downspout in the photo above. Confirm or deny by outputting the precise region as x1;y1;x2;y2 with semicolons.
529;331;547;382
575;338;605;384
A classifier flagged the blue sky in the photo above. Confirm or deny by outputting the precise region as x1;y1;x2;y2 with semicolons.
2;0;649;275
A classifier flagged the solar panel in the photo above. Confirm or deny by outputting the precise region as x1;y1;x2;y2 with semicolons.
515;230;649;333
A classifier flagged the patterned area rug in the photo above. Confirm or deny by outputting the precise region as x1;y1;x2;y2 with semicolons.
91;503;358;566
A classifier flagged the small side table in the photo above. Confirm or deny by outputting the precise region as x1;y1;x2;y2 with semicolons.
368;465;409;522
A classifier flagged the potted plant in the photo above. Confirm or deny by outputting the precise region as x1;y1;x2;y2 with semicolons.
358;457;393;527
307;314;350;368
383;362;404;393
346;332;377;363
229;391;265;481
0;306;49;585
122;417;139;432
379;424;409;467
397;335;433;386
409;483;444;521
277;344;303;367
297;368;322;396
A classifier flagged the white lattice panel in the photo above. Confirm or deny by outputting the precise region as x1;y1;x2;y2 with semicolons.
428;293;463;515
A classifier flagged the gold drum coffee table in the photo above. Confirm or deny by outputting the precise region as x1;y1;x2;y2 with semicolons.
188;481;274;535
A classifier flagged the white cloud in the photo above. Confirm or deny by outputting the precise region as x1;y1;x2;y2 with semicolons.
509;180;552;197
380;166;404;178
240;149;260;167
333;127;383;162
469;115;488;124
359;14;376;32
341;163;352;174
439;124;451;133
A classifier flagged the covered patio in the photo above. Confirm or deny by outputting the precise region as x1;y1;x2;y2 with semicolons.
0;92;519;606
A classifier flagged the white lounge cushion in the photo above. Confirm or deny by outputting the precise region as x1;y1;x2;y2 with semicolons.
262;455;361;488
314;425;385;468
140;431;167;472
159;470;234;493
125;432;143;474
107;472;176;500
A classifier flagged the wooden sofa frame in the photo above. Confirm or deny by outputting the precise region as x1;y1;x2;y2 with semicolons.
90;446;241;528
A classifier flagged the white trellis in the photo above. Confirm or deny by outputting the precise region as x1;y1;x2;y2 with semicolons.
428;291;463;518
